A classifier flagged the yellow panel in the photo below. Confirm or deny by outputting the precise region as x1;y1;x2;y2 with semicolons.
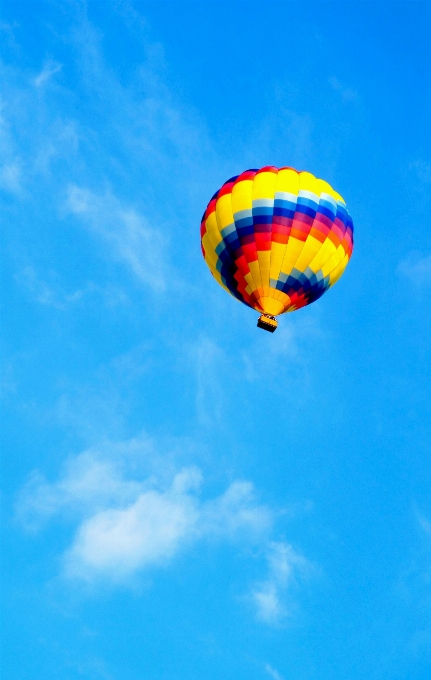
231;179;253;214
244;271;257;293
248;260;263;291
252;171;278;200
202;234;218;267
204;211;223;250
269;242;287;280
257;249;271;292
315;178;332;196
277;290;292;314
280;237;305;275
328;254;349;286
276;168;300;195
321;245;346;278
308;238;337;273
259;296;285;316
294;236;323;272
271;289;290;309
298;171;320;197
215;193;234;231
271;289;283;302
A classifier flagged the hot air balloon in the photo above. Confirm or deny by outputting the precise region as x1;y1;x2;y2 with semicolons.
200;166;353;332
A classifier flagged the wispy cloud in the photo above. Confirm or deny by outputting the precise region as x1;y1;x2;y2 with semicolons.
17;437;273;583
264;663;284;680
398;251;431;286
409;160;431;185
1;4;221;302
67;185;168;291
0;160;22;194
15;265;128;309
33;60;62;88
251;541;310;624
16;266;64;308
190;335;226;427
329;76;358;102
242;314;324;387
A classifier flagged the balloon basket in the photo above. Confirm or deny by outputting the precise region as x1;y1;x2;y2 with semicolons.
257;314;278;333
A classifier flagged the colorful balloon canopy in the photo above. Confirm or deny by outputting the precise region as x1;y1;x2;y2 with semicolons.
200;166;354;319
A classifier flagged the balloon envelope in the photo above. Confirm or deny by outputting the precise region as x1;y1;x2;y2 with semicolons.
200;166;354;316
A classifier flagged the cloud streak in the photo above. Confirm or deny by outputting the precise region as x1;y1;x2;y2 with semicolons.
251;541;310;624
33;60;62;88
398;251;431;286
67;185;168;290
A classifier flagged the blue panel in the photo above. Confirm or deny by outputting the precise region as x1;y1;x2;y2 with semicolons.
295;204;317;218
234;216;254;229
274;198;297;211
252;207;273;216
237;224;255;237
274;206;295;218
316;205;336;220
252;214;273;224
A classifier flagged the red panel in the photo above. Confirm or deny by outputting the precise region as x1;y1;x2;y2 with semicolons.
234;269;251;302
255;232;272;250
241;242;259;263
272;232;290;244
334;217;347;234
256;166;278;175
205;198;217;220
234;254;251;277
314;212;333;230
217;182;235;199
331;223;345;242
235;170;257;183
272;221;291;235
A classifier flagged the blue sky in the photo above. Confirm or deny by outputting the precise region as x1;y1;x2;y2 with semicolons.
1;1;431;678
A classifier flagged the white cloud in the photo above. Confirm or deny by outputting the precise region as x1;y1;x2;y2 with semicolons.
18;439;273;583
264;663;284;680
65;468;201;581
0;98;24;194
0;160;22;193
33;60;62;88
16;266;61;307
398;251;431;286
67;185;168;291
329;76;358;102
110;342;153;381
251;541;309;624
409;160;431;185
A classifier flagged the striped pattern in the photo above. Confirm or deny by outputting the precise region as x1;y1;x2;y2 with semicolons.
200;166;354;316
